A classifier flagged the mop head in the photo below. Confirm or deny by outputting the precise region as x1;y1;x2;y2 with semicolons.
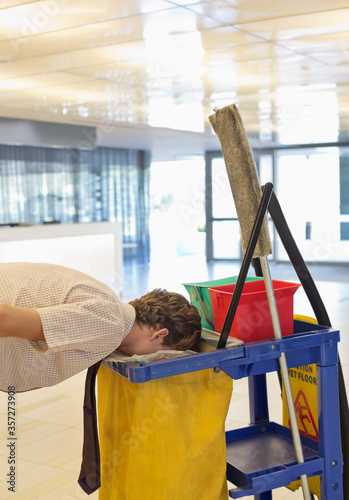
209;103;272;258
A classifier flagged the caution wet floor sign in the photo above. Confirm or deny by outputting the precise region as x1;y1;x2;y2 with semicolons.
285;364;318;440
282;316;320;497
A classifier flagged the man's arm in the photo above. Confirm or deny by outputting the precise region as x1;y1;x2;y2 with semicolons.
0;303;45;341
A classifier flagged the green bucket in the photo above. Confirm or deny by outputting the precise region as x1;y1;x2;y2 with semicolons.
183;276;262;330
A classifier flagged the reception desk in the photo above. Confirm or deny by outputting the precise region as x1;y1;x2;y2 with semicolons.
0;222;123;295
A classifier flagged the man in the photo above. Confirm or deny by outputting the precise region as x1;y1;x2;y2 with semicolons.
0;262;201;392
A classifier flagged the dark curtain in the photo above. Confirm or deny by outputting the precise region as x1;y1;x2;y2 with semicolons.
0;145;150;262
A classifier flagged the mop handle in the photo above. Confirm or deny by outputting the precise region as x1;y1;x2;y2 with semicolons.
260;256;311;500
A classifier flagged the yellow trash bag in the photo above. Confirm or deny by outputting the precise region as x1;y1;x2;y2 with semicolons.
282;315;320;499
97;347;233;500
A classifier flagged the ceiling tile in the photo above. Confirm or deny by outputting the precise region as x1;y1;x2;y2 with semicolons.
1;40;148;79
202;41;304;65
235;8;349;42
165;0;208;5
278;31;349;62
189;0;349;24
309;50;349;66
0;0;176;39
199;25;265;49
0;72;91;92
0;0;30;7
62;60;150;80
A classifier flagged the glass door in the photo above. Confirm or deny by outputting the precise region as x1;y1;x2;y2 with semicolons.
206;152;274;260
275;147;349;262
206;155;241;260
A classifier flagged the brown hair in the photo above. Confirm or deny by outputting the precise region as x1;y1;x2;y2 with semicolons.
129;289;202;352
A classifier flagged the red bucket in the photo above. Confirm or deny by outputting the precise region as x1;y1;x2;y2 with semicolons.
208;280;301;343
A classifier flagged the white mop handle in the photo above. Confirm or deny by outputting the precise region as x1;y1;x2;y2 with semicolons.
260;256;311;500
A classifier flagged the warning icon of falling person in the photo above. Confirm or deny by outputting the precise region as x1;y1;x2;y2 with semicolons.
293;389;319;440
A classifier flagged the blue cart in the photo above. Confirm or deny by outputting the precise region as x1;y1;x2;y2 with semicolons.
103;319;343;499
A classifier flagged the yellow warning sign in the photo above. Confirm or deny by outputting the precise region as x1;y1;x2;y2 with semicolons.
282;315;320;498
283;364;318;440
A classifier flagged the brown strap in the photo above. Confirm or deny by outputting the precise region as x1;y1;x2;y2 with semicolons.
78;360;103;495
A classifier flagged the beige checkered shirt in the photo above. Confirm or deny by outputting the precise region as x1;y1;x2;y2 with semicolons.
0;262;135;392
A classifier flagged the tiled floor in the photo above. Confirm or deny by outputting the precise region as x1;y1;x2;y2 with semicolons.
1;255;348;499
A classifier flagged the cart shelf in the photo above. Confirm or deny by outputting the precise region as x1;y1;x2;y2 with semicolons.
226;422;323;498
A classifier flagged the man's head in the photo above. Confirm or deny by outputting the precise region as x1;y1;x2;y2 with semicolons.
118;289;201;356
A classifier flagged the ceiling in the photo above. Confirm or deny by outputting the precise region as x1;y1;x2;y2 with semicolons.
1;0;349;157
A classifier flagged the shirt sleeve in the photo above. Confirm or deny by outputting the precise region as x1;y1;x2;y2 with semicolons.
32;299;135;355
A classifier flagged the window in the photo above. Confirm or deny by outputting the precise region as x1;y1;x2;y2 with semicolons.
0;145;150;262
